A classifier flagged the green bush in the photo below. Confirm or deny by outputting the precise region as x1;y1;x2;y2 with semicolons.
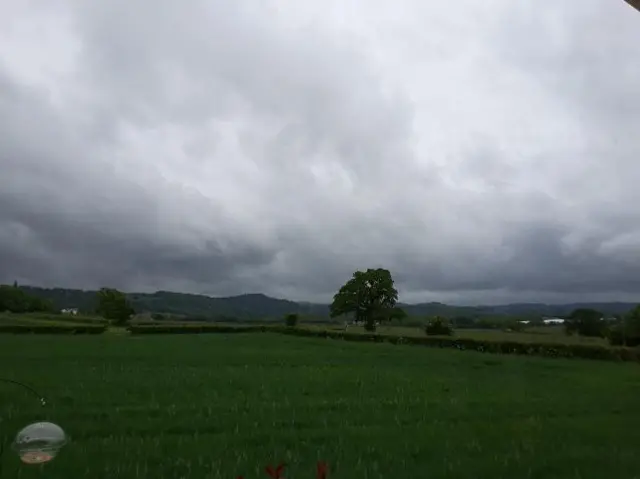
284;313;299;327
425;316;453;336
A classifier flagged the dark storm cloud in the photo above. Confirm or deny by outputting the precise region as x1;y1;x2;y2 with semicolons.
0;68;277;293
397;225;640;295
0;0;639;304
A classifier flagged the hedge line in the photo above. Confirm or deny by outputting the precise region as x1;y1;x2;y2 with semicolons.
0;324;107;334
277;328;640;363
608;329;640;347
128;324;271;334
130;320;219;327
0;313;107;325
5;322;632;363
125;324;640;363
34;315;107;325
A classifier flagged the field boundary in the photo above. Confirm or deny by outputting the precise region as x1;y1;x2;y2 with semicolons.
1;321;638;363
126;323;640;364
0;324;107;334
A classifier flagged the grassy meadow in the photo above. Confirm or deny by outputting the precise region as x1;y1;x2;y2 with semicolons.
309;323;611;346
1;333;640;478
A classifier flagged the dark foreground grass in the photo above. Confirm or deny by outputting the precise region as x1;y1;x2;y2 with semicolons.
1;334;639;479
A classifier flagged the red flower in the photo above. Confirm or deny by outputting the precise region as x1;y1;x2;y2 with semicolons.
265;463;286;478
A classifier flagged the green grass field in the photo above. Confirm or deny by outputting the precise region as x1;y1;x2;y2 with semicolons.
0;312;107;326
310;323;610;346
2;334;640;478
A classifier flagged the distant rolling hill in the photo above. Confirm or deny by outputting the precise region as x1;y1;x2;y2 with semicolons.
17;286;638;321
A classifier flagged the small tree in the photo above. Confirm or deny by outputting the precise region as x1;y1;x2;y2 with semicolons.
425;316;453;336
96;288;134;326
284;313;299;327
564;308;606;337
330;268;399;332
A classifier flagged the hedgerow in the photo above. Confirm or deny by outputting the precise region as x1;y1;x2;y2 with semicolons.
127;324;271;334
125;324;640;363
24;313;108;325
0;324;107;334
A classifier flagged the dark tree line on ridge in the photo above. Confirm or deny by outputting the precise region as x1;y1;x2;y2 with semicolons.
0;282;55;314
9;284;639;321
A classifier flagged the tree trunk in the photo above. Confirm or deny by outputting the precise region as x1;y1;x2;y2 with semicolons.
364;316;376;332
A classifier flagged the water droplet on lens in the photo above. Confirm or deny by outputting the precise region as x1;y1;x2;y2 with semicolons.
12;422;67;464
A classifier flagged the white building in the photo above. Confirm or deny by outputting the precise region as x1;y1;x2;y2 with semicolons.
543;318;565;325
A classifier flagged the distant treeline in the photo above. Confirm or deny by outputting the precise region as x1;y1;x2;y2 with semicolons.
4;284;639;321
0;283;55;314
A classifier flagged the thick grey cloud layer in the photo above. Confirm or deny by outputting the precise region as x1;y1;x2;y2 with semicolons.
1;0;639;304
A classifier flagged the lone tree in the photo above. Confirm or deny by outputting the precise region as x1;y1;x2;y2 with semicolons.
329;268;400;332
96;288;135;325
564;308;605;337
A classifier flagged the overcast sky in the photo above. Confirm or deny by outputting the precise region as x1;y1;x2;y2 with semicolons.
0;0;639;305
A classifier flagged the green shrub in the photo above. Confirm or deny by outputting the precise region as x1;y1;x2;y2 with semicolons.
425;316;453;336
284;313;299;327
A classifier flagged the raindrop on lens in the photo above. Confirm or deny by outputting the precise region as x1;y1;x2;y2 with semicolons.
12;422;67;464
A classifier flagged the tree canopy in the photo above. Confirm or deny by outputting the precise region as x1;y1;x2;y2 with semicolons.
564;308;605;337
329;268;400;331
96;288;135;325
0;283;54;314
